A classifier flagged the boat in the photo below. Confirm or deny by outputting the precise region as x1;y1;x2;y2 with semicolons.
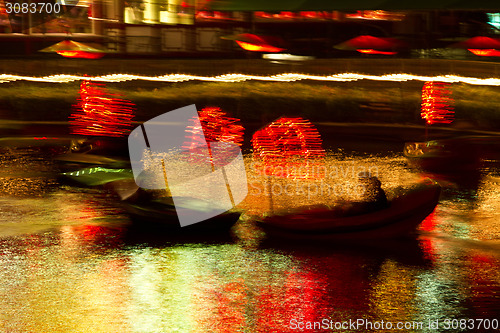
53;136;131;172
256;182;441;240
404;136;486;172
122;195;241;232
60;166;134;186
60;166;241;231
55;152;130;172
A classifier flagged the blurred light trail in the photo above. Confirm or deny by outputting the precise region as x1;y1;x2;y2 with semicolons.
1;73;500;86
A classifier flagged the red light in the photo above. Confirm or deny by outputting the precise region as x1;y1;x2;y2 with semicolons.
235;41;285;53
421;82;454;125
468;49;500;57
56;50;105;59
357;49;397;55
69;80;136;137
252;117;325;179
183;107;245;166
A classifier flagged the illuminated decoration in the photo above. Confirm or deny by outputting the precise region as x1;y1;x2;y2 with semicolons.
335;35;404;55
252;117;325;179
56;50;105;59
235;41;285;53
69;80;135;137
356;49;397;55
421;82;454;125
222;33;286;53
449;37;500;57
1;73;500;86
467;49;500;57
39;40;106;59
183;106;245;165
345;10;405;21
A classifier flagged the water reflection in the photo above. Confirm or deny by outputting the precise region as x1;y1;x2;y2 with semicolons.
0;149;498;332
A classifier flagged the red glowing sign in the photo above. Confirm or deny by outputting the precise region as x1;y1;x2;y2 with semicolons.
252;117;325;179
69;80;135;137
421;82;454;125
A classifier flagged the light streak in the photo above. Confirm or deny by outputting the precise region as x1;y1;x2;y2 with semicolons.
0;73;500;86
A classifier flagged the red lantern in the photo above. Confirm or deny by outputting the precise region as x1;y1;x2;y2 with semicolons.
421;82;454;125
183;107;245;166
252;117;325;179
69;80;135;137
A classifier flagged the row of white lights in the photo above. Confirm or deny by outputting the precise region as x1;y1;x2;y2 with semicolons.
1;73;500;85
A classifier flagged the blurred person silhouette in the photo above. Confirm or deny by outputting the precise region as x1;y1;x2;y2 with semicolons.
357;172;389;213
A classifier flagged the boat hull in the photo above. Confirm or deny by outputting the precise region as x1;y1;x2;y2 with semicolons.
123;201;241;233
256;183;440;240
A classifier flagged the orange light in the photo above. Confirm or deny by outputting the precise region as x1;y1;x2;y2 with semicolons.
421;81;454;125
357;49;397;55
56;50;105;59
235;41;285;53
468;49;500;57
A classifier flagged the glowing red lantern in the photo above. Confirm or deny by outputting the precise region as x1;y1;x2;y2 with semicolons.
252;117;325;179
69;80;135;137
183;107;245;166
421;82;454;125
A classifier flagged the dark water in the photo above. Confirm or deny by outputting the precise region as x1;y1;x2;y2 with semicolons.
0;140;499;333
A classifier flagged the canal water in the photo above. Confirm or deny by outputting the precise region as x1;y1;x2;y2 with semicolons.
0;129;499;333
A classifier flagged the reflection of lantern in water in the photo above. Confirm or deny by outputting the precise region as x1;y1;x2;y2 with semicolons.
69;80;135;137
183;106;245;166
421;82;454;125
252;117;325;179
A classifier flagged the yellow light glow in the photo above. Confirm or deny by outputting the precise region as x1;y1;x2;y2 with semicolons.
0;73;500;86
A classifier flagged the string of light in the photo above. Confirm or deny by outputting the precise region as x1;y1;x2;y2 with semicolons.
1;73;500;85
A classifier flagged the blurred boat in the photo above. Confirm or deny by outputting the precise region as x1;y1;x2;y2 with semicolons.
54;137;130;172
256;182;441;240
122;195;241;231
60;166;134;186
55;153;130;172
60;166;241;231
404;136;482;172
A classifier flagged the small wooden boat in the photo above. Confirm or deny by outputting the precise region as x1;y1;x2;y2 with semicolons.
60;166;134;186
123;196;241;232
404;137;482;172
55;153;130;172
256;182;441;240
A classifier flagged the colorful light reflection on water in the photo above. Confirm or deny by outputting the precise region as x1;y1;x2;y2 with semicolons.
0;148;499;332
